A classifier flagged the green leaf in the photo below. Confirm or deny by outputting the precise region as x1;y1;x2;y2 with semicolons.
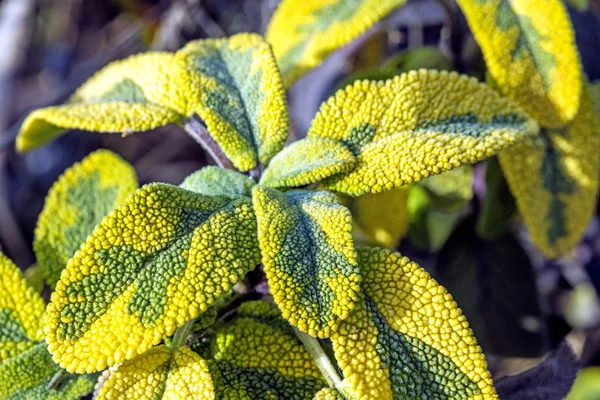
266;0;407;87
498;86;600;258
0;343;94;400
200;301;326;399
331;247;496;400
313;388;345;400
45;183;261;373
436;221;546;357
566;367;600;400
457;0;581;127
419;165;474;211
17;53;189;152
24;264;44;294
591;81;600;119
178;33;288;171
308;70;539;196
566;0;589;10
0;252;46;363
180;166;256;197
34;150;138;288
96;345;214;400
260;137;356;189
252;186;360;337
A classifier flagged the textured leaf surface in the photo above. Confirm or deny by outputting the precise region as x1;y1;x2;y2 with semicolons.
313;388;344;400
592;82;600;118
0;343;94;400
97;345;214;400
267;0;406;86
260;137;355;188
17;53;189;152
180;167;256;197
35;150;138;288
331;247;496;400
309;70;539;196
45;183;261;373
253;186;360;337
203;301;326;399
419;165;474;210
0;252;45;363
499;88;600;258
178;33;288;171
457;0;581;127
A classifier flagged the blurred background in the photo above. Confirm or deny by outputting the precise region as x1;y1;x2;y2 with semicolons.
0;0;600;396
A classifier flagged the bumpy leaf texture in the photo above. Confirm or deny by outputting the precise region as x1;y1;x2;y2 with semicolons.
266;0;407;86
331;247;496;399
45;182;261;373
312;388;344;400
307;70;539;196
97;345;214;400
0;252;45;362
457;0;581;128
201;301;326;399
0;343;94;400
498;88;600;258
253;186;360;337
180;166;256;197
17;34;287;172
34;150;138;288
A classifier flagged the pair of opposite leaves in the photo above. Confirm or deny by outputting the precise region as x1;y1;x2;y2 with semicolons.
30;148;502;399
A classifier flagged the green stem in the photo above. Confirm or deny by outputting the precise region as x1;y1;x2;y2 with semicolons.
170;318;195;349
47;369;69;390
293;327;349;399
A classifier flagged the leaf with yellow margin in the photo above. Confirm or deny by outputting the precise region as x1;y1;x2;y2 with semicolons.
457;0;581;128
252;186;360;337
331;247;497;400
266;0;407;87
308;70;539;196
45;183;261;373
96;345;214;400
0;343;95;400
199;301;327;399
0;252;45;363
178;33;288;171
34;150;138;288
260;137;356;189
17;53;190;152
498;86;600;258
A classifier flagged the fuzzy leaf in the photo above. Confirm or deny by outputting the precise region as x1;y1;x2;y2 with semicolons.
266;0;407;87
498;87;600;258
260;137;356;188
203;301;326;399
331;247;496;400
17;53;190;152
97;345;214;400
0;343;94;400
308;70;539;196
0;252;45;363
178;33;288;171
180;167;256;197
457;0;581;127
35;150;138;288
313;388;344;400
252;186;360;337
45;183;261;373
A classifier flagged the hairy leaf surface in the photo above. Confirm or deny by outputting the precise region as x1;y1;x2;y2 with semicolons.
35;150;138;288
260;137;355;188
267;0;406;86
499;88;600;258
17;53;189;152
252;186;360;337
181;167;256;197
0;252;45;363
0;343;94;400
308;70;539;196
178;33;288;171
331;247;496;400
202;301;326;399
457;0;581;127
97;345;214;400
45;183;261;373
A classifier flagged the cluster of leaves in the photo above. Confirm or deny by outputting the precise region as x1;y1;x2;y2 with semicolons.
2;0;599;399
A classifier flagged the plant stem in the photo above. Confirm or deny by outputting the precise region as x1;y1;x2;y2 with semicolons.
47;369;69;390
293;327;349;399
183;117;234;170
170;318;195;349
